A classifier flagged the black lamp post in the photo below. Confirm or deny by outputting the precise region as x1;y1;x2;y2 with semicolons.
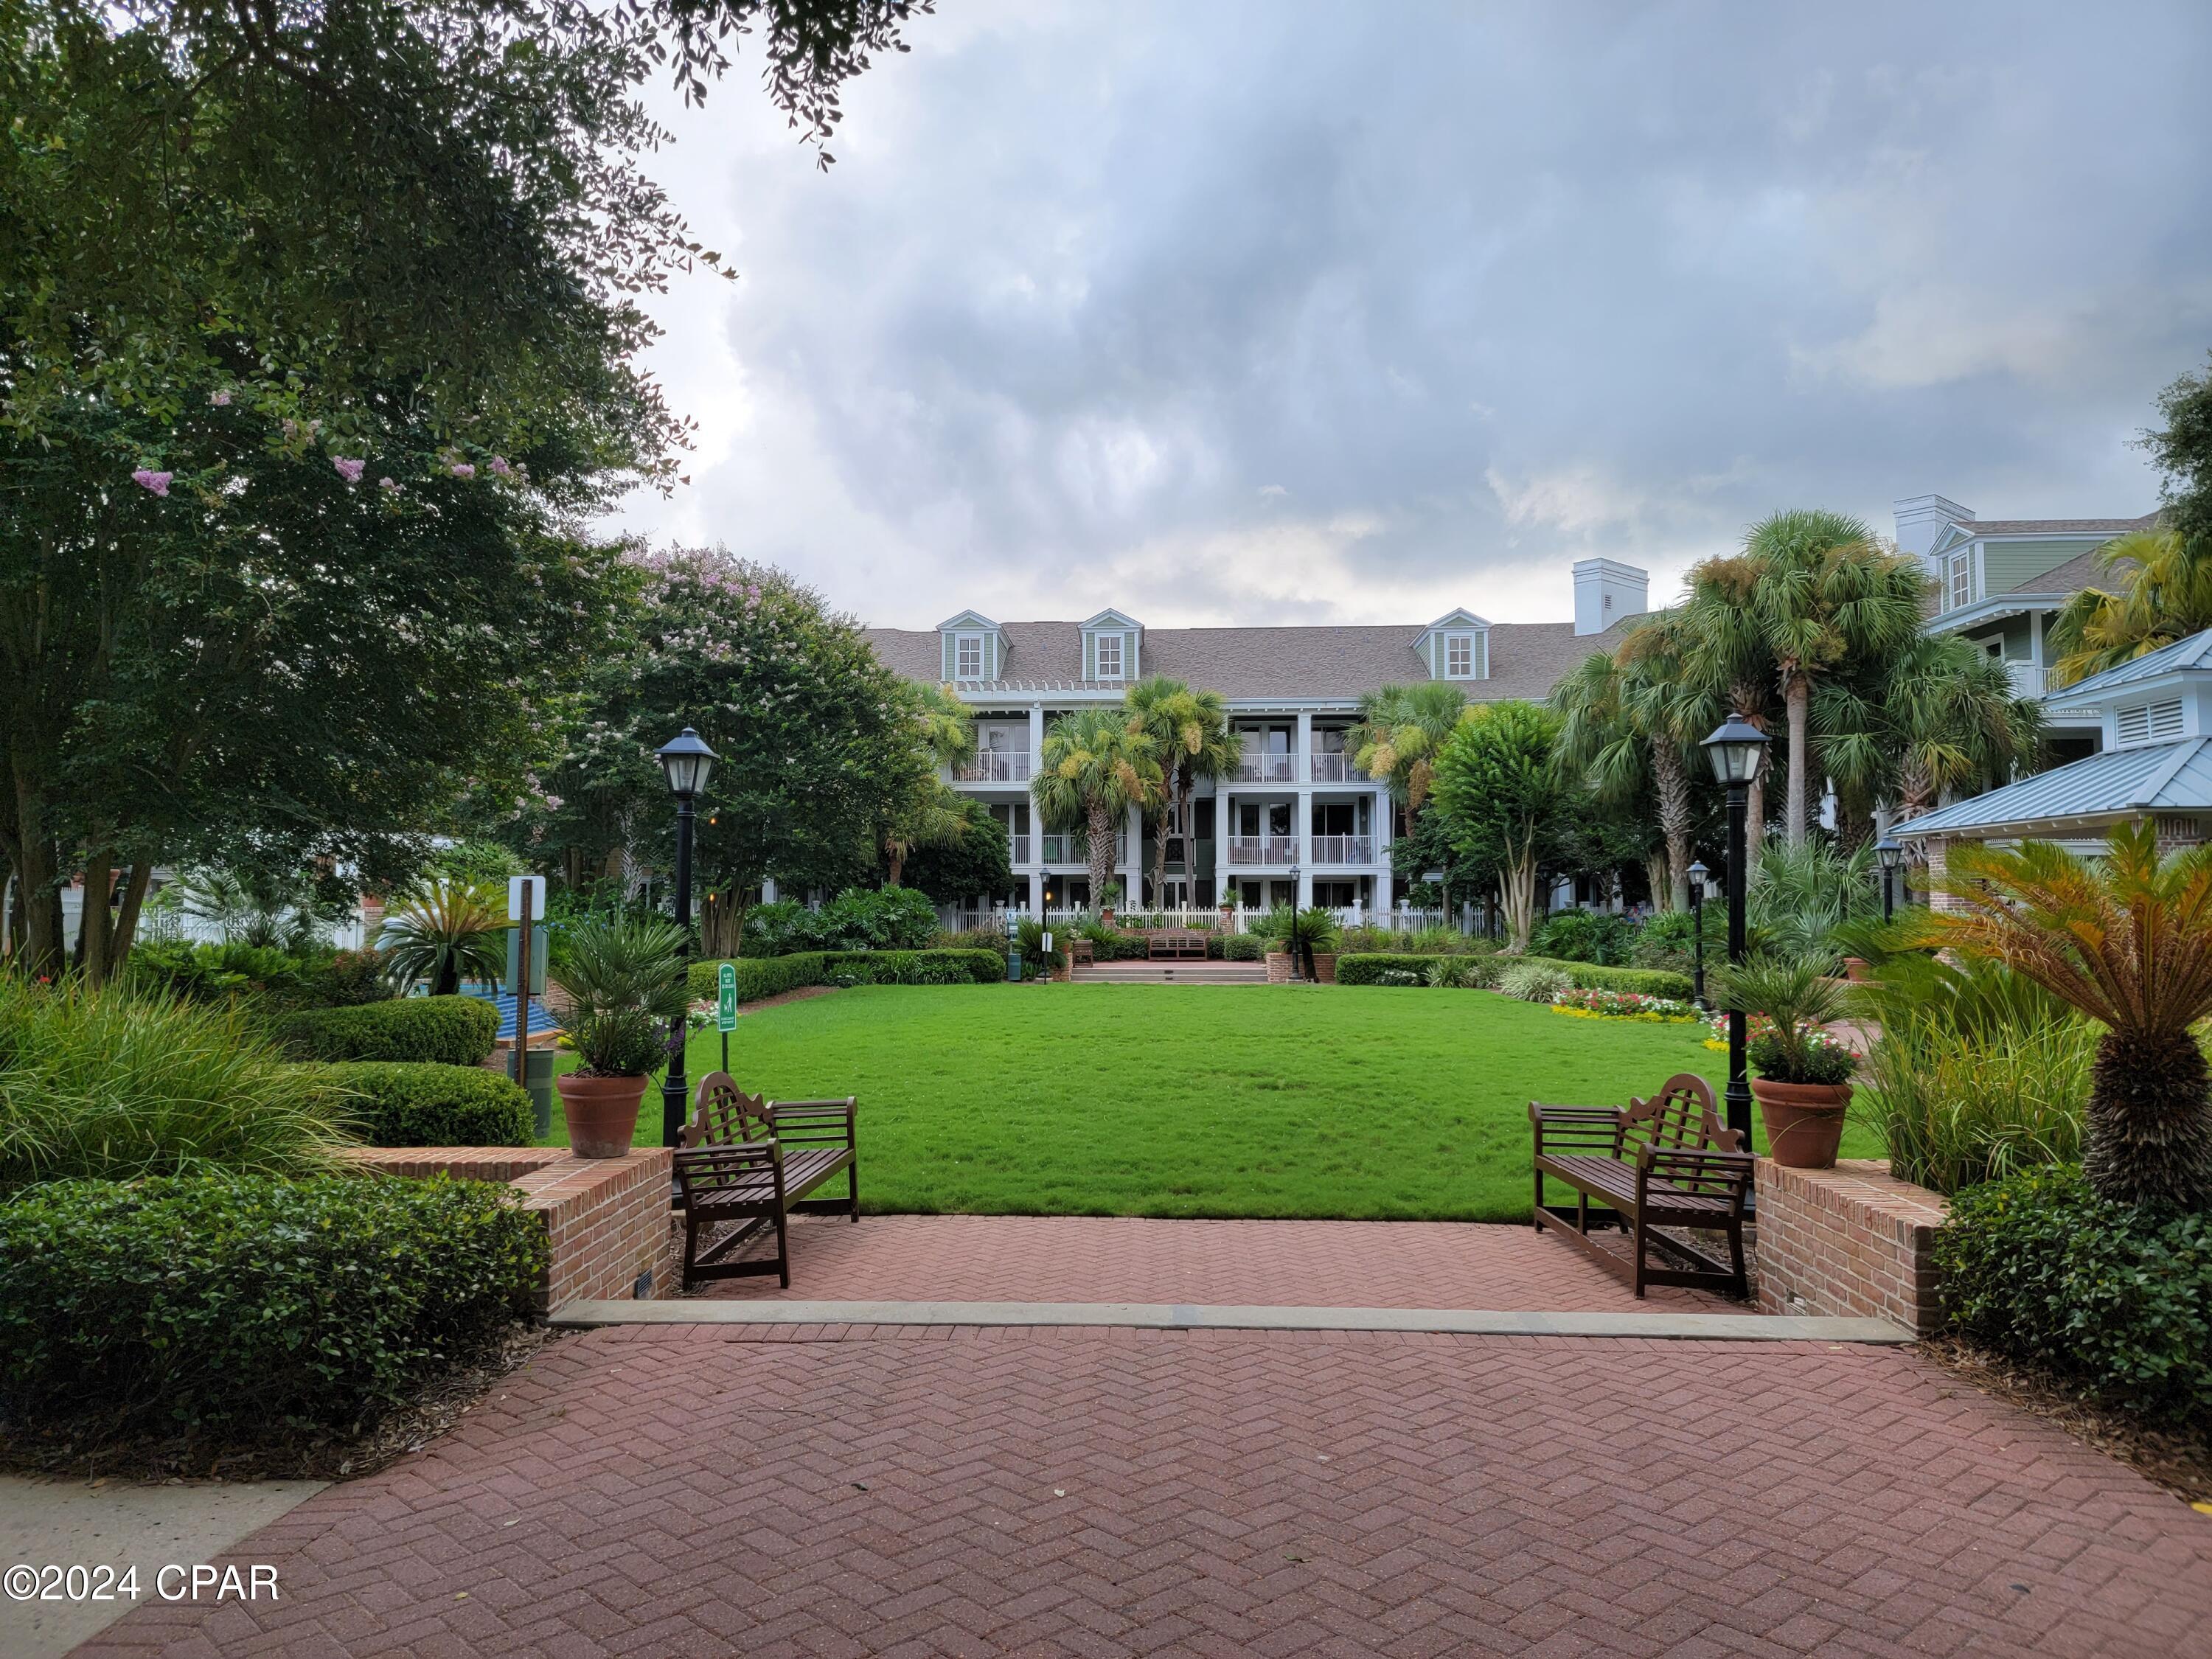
1287;861;1302;979
1701;712;1770;1147
1687;859;1709;1009
655;726;718;1147
1875;835;1903;923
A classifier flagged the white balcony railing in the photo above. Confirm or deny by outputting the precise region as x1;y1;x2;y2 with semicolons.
1310;834;1373;865
1009;835;1031;864
1235;754;1297;783
1225;834;1299;866
1040;832;1127;865
954;751;1032;783
2007;661;2046;699
1308;754;1361;782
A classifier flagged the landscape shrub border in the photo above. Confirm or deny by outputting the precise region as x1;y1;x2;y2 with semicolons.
0;1173;546;1435
321;1062;534;1147
1335;953;1693;1000
276;995;498;1065
686;948;1001;1003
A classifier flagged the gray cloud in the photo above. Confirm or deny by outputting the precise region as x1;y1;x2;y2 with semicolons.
607;0;2212;627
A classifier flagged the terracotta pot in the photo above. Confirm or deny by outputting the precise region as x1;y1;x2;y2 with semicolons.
1750;1077;1853;1169
1312;951;1338;984
558;1072;648;1158
1100;906;1116;925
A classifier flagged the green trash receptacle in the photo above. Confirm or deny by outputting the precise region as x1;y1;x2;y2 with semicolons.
512;1046;559;1141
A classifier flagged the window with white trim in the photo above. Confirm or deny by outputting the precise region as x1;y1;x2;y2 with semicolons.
955;633;984;680
1094;633;1123;679
1948;551;1972;611
1445;633;1473;678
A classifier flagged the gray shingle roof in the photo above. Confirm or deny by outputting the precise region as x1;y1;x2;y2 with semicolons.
866;616;1642;702
1897;737;2212;839
1966;514;2160;538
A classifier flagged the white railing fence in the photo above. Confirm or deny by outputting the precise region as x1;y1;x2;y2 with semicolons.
932;902;1478;937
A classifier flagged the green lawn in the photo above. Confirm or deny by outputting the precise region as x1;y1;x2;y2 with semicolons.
540;984;1882;1222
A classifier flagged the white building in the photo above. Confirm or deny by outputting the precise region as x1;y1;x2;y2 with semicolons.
865;560;1648;914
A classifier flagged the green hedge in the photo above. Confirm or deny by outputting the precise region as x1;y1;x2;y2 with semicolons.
323;1062;533;1147
1335;952;1693;999
685;948;1001;1003
276;995;498;1065
1937;1164;2212;1424
0;1174;546;1433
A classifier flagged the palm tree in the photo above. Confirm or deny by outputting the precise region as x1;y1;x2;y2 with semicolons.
379;880;507;995
882;779;970;888
1916;822;2212;1210
908;680;977;769
1816;633;2045;831
1032;708;1161;911
2046;527;2202;686
1554;613;1713;910
1124;675;1241;908
1680;558;1779;842
1348;682;1467;813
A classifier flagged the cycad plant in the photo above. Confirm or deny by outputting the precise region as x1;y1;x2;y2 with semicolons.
1254;905;1340;981
1032;708;1161;910
379;880;507;995
548;915;689;1079
1914;821;2212;1209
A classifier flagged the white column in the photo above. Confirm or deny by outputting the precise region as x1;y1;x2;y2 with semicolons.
761;878;779;903
1028;870;1044;914
1295;711;1313;905
1028;702;1045;774
1124;801;1143;905
1374;787;1393;909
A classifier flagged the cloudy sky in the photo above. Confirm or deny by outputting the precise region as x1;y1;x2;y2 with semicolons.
603;0;2212;629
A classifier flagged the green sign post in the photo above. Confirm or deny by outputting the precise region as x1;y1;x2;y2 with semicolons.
716;961;737;1074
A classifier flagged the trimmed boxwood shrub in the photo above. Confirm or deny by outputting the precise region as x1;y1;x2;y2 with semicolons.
324;1062;533;1147
1333;952;1692;1000
0;1173;546;1433
1937;1164;2212;1423
684;948;1001;1002
1223;933;1263;962
276;995;498;1064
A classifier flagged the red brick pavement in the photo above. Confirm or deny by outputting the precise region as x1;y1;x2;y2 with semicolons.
80;1326;2212;1658
692;1214;1750;1313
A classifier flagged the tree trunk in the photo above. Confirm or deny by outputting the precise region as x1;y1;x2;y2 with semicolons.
1652;740;1691;911
1086;799;1114;912
79;850;115;987
110;861;153;973
1500;848;1539;953
886;849;906;887
9;775;65;980
1644;850;1672;913
1783;673;1810;848
2085;1026;2212;1209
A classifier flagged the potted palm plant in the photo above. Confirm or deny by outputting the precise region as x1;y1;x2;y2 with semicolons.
549;914;689;1158
1716;953;1856;1168
1099;880;1123;925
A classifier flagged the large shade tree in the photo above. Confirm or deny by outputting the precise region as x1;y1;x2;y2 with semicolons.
1917;824;2212;1211
1431;700;1571;953
1032;709;1160;910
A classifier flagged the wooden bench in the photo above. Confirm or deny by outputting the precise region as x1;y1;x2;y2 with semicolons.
1147;928;1209;960
670;1071;859;1290
1529;1073;1752;1298
1069;938;1095;967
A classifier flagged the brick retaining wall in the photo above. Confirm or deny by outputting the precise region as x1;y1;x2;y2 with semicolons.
344;1147;679;1312
1753;1157;1949;1335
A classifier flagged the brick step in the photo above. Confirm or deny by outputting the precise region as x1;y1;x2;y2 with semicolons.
1072;963;1270;984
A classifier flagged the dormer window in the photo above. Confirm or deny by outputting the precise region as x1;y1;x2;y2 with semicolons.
955;633;984;680
1419;609;1490;682
1079;608;1143;682
1095;633;1123;679
1948;550;1973;611
1445;634;1474;678
936;610;1006;683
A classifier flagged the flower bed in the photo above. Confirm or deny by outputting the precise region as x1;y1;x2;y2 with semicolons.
1702;1011;1859;1063
1551;987;1700;1023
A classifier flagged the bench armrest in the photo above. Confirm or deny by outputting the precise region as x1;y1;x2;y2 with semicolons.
674;1141;782;1203
1637;1144;1754;1210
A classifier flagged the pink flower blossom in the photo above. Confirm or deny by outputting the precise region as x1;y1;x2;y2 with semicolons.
488;456;514;478
333;457;365;483
450;462;476;480
543;795;564;810
378;476;400;493
131;469;172;497
209;389;232;406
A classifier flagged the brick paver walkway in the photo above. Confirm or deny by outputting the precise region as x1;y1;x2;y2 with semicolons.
83;1324;2212;1658
693;1214;1751;1312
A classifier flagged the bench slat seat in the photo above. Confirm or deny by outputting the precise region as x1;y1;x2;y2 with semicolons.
672;1072;860;1290
1529;1074;1752;1298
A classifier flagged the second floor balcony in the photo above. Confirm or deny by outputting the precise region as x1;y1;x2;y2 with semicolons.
1308;753;1363;782
1038;831;1128;865
1235;754;1297;783
1310;834;1374;865
1225;834;1298;866
954;751;1032;783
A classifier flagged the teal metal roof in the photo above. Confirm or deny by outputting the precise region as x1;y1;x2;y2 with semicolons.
2046;626;2212;703
1897;737;2212;838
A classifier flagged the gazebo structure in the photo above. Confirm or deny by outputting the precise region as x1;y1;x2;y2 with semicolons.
1896;625;2212;891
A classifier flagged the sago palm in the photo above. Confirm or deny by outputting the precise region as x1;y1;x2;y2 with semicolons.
1125;675;1240;907
1348;681;1467;813
2045;528;2203;687
1032;708;1161;910
379;879;507;996
1914;821;2212;1210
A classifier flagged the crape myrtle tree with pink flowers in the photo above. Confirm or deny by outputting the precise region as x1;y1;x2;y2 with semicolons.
490;549;942;958
0;1;929;979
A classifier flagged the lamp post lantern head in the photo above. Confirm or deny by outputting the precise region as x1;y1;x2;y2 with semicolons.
1701;713;1770;787
657;727;717;799
1687;859;1708;898
1874;835;1904;874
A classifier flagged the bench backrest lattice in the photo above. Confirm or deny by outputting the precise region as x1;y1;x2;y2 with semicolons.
1624;1074;1739;1162
684;1070;774;1148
